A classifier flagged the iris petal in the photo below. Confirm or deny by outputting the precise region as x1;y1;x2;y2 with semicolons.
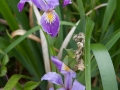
32;0;59;11
40;10;60;37
32;0;46;11
46;0;59;10
51;56;76;78
64;73;72;89
63;0;72;7
18;0;30;12
51;56;63;71
41;72;63;85
72;80;85;90
49;87;54;90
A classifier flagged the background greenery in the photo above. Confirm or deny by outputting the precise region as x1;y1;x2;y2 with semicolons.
0;0;120;90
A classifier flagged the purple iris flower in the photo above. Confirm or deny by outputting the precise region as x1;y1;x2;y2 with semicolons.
63;0;72;7
18;0;60;37
18;0;72;37
41;56;85;90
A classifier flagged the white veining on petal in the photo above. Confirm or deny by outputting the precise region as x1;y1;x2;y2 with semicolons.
45;11;56;25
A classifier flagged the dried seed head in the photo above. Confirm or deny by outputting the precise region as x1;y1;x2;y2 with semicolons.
73;32;85;71
77;42;83;49
77;63;85;71
73;34;78;40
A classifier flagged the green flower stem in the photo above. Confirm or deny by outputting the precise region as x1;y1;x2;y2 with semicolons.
85;17;94;90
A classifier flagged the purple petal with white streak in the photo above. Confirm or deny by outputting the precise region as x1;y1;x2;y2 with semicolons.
46;0;59;10
41;72;63;85
51;56;76;78
63;0;72;7
40;10;60;37
51;56;63;71
32;0;46;11
18;0;30;12
32;0;59;11
64;73;72;89
72;80;85;90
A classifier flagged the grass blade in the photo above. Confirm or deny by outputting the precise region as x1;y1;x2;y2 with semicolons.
6;0;30;30
0;0;19;31
3;25;41;54
91;44;118;90
100;0;116;38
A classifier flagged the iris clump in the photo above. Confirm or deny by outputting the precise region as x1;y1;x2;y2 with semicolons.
41;56;85;90
17;0;72;37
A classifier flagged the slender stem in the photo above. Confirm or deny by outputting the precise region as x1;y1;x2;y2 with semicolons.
85;18;94;90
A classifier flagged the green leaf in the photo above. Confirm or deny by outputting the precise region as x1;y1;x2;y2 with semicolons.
100;28;120;53
23;81;40;90
60;21;76;26
2;54;9;66
65;48;75;58
101;0;117;38
6;0;30;30
0;66;7;77
105;28;120;50
15;83;22;90
4;74;23;90
0;0;19;31
85;17;94;90
55;6;64;48
3;25;41;54
4;74;32;90
76;0;86;33
100;28;120;44
91;44;118;90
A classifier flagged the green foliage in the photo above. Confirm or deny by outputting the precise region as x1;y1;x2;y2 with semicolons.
0;0;120;90
4;74;40;90
85;17;94;90
91;44;118;90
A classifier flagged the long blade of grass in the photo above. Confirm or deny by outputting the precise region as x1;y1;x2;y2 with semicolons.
4;74;34;90
3;25;40;54
91;44;118;90
77;0;86;33
105;28;120;50
60;21;76;26
100;0;116;38
55;6;64;48
6;0;30;30
85;17;94;90
0;0;19;31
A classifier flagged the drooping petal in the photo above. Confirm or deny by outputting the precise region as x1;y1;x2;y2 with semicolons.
32;0;47;11
41;72;63;85
46;0;59;10
49;87;54;90
71;80;85;90
64;73;72;89
51;56;63;71
40;10;60;37
18;0;31;12
33;0;59;11
63;0;72;7
51;56;76;78
57;88;66;90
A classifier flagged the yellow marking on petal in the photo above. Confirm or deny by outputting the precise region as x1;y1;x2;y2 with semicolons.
63;64;70;71
46;12;55;24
